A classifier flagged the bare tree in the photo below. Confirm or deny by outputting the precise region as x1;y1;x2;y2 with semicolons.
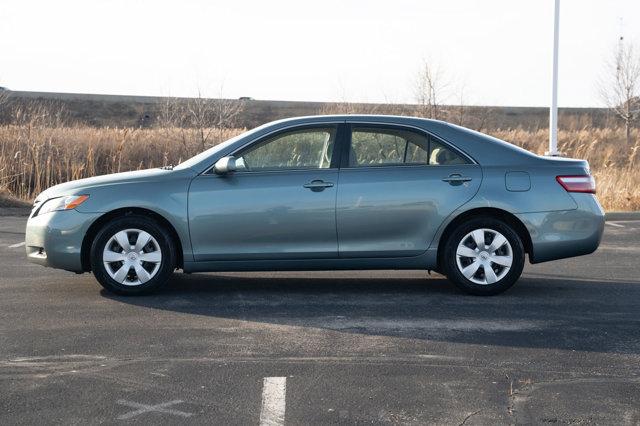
474;106;495;133
210;94;245;129
155;96;192;162
415;60;450;120
185;91;212;150
156;96;185;129
157;90;245;148
600;38;640;145
186;89;245;150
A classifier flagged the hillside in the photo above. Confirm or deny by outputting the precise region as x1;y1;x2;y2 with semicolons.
1;90;615;131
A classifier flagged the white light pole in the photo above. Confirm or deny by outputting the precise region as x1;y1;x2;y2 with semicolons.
547;0;561;156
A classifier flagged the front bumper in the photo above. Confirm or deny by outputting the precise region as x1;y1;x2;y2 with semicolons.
25;209;101;272
517;193;605;264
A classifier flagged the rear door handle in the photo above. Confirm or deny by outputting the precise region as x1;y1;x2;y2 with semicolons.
303;180;334;192
442;174;472;185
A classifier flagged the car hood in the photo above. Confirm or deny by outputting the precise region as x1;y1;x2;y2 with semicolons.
35;168;186;202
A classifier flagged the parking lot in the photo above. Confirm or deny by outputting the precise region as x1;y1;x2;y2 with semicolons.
1;213;639;425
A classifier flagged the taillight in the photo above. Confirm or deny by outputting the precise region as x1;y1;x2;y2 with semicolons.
556;175;596;194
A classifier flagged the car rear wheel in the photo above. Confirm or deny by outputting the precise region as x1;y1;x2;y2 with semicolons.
443;217;525;295
90;215;176;295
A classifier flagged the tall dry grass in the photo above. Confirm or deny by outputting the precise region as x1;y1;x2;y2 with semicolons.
0;120;638;210
493;127;640;210
0;125;241;200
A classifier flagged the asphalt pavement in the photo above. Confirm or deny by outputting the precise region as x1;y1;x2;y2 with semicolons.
1;214;639;425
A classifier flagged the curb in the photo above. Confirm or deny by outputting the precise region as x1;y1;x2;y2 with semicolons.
605;212;640;221
0;207;31;217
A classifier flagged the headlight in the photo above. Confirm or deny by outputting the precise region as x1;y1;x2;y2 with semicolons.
36;195;89;216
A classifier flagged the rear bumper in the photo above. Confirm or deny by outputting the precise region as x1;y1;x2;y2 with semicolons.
25;210;101;272
517;193;605;264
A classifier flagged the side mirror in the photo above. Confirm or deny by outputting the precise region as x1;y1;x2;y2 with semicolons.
214;156;237;174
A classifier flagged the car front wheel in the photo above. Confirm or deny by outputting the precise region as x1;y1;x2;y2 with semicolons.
443;217;525;296
90;215;176;295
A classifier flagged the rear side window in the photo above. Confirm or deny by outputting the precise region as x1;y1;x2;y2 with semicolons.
429;139;468;165
349;127;468;167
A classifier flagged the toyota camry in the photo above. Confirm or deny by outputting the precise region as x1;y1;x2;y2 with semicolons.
25;115;604;295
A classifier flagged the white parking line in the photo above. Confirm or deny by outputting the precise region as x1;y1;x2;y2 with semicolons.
8;242;25;248
606;222;625;228
259;377;287;426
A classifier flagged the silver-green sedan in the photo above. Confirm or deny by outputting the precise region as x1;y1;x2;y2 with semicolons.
25;115;604;295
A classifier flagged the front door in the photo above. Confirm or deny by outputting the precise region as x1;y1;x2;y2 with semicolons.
189;125;342;261
337;124;482;258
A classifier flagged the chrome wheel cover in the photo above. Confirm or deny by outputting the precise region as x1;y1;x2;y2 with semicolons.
455;228;513;285
102;229;162;286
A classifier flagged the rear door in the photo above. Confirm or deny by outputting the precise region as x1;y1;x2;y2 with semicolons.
336;123;481;258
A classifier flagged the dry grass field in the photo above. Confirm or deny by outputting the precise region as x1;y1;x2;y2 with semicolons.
0;113;638;211
0;125;239;201
492;127;640;211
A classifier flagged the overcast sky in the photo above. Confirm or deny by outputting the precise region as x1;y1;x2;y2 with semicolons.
1;0;638;107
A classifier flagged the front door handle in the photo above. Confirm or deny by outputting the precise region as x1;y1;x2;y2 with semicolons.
442;174;472;185
303;180;334;192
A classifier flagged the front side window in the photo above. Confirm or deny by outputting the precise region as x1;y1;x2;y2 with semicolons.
349;127;467;167
237;127;336;171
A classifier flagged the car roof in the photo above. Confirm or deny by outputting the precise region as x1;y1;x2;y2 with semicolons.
264;114;442;126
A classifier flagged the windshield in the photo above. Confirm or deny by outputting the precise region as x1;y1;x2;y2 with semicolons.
173;127;259;171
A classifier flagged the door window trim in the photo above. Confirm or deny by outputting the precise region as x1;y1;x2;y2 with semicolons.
202;122;347;175
340;122;477;169
200;120;476;176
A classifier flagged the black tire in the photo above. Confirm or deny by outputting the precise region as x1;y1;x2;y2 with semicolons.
90;215;176;295
442;217;525;296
